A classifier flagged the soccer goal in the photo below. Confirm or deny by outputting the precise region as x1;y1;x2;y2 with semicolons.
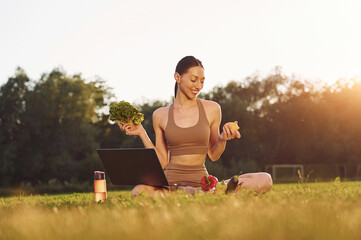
265;164;304;182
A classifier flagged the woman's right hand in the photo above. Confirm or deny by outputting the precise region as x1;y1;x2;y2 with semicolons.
118;122;145;136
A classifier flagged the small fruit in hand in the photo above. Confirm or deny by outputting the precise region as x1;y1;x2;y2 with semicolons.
225;175;239;194
225;122;239;131
201;174;218;191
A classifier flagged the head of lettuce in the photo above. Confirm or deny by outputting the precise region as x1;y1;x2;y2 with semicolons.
109;101;144;125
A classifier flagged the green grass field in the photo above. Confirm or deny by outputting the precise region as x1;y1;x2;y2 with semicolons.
1;181;361;240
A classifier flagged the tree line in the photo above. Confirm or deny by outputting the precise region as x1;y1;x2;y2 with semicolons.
1;67;360;187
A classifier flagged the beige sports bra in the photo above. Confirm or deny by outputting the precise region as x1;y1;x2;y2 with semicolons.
165;100;210;156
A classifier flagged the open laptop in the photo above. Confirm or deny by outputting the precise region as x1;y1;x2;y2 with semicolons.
96;148;169;187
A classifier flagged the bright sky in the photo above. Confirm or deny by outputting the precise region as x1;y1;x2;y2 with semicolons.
1;0;360;103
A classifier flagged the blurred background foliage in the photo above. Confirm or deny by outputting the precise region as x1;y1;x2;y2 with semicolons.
1;67;360;190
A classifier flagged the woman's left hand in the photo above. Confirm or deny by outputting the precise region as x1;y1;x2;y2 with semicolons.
219;121;241;141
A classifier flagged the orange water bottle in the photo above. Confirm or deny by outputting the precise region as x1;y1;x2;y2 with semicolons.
94;171;107;202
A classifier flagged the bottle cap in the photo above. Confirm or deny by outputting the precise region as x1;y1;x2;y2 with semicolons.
94;171;105;180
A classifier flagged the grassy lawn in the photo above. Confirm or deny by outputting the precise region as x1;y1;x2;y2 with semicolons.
1;181;361;240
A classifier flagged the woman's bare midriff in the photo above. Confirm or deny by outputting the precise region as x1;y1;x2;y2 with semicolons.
168;153;207;167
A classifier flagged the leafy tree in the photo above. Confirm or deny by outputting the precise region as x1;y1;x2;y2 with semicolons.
0;68;113;186
0;68;29;185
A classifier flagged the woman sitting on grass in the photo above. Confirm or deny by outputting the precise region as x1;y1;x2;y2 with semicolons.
119;56;272;197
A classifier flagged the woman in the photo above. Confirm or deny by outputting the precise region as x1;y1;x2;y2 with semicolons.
119;56;272;197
